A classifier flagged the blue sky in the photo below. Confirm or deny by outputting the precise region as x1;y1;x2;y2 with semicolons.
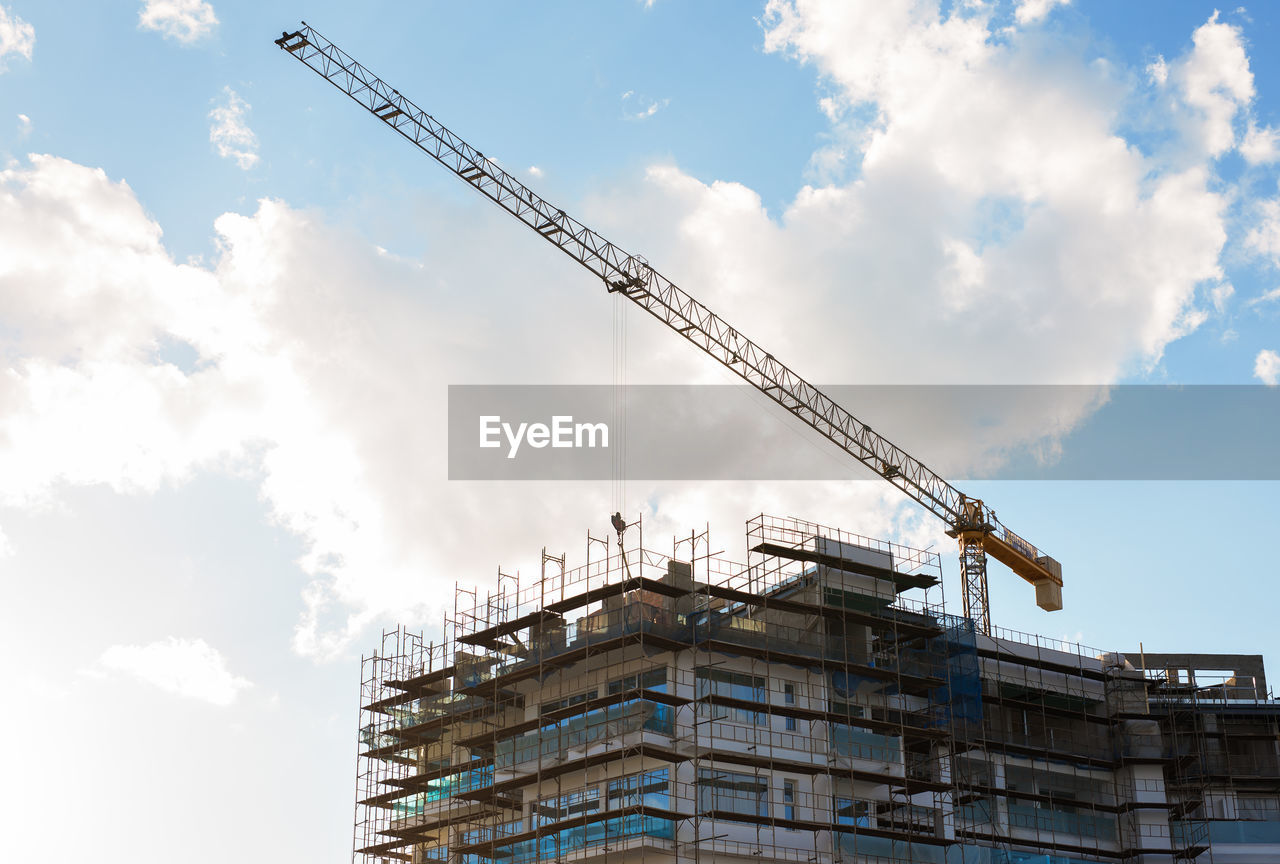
2;2;1280;862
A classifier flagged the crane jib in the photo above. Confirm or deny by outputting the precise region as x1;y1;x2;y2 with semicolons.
274;24;1064;629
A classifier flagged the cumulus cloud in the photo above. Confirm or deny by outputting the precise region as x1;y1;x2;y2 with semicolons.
209;88;259;169
1241;121;1280;164
1167;11;1254;158
751;1;1228;381
95;637;251;706
0;154;670;658
0;4;34;69
0;155;446;654
1015;0;1070;26
138;0;218;44
3;3;1275;658
0;153;979;658
16;112;30;135
0;156;256;508
1256;349;1280;385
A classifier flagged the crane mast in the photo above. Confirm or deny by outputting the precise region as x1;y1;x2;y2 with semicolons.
275;24;1063;633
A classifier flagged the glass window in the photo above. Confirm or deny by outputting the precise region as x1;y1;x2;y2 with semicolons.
698;768;767;817
828;723;900;762
1240;796;1280;820
834;797;871;827
607;768;669;809
607;666;668;695
462;827;491;845
828;698;865;718
696;667;766;725
541;688;597;715
495;818;523;839
783;684;797;731
783;780;795;821
532;788;600;828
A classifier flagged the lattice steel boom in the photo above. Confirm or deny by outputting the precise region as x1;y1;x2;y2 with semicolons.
274;24;1064;633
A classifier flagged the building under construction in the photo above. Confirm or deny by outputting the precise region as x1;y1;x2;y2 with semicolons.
351;515;1280;864
269;26;1280;864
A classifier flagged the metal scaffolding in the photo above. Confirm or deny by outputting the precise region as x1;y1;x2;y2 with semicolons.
352;515;1238;864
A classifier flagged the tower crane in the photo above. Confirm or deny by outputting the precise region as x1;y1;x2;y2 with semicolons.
274;24;1063;634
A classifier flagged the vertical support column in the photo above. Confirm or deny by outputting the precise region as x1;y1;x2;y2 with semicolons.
992;759;1009;836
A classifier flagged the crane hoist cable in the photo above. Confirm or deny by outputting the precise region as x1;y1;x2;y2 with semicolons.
274;23;1064;634
612;292;629;517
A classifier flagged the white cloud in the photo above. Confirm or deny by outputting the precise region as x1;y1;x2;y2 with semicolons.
2;3;1273;658
0;155;260;510
138;0;218;44
95;637;251;706
621;90;669;120
0;153;985;659
527;165;544;178
938;237;986;312
1246;285;1280;307
753;1;1228;379
1241;121;1280;164
1170;11;1254;158
0;5;34;68
1153;11;1280;167
1209;281;1234;313
0;153;641;658
1255;349;1280;385
1015;0;1069;26
634;100;668;119
1246;198;1280;265
1147;55;1169;86
16;112;30;135
209;88;259;170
